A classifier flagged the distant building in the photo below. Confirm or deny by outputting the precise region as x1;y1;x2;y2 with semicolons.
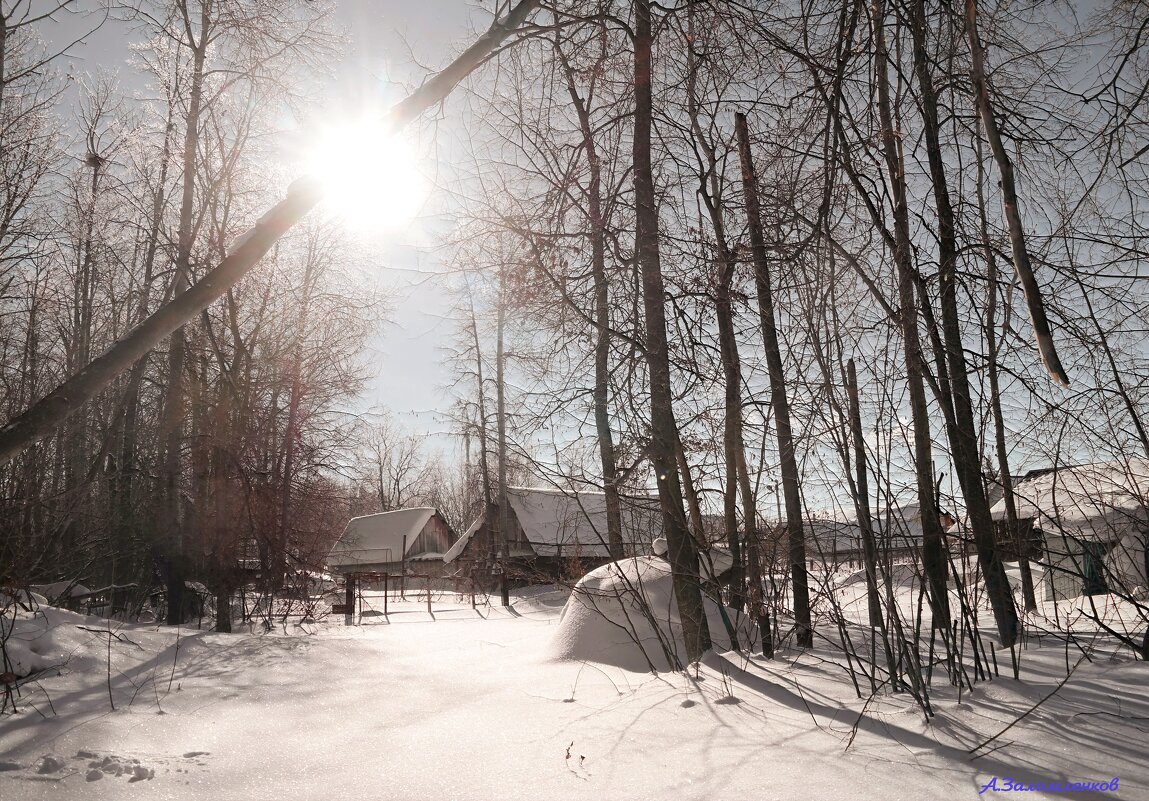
443;487;661;585
762;505;942;571
327;508;457;578
989;459;1149;601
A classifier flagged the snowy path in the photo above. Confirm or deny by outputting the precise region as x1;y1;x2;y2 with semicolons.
1;595;1145;800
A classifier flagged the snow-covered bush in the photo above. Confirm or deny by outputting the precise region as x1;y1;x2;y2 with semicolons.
550;556;752;672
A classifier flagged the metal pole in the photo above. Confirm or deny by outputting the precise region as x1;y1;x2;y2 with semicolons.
344;573;355;625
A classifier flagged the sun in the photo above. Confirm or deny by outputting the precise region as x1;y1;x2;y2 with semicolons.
303;117;430;232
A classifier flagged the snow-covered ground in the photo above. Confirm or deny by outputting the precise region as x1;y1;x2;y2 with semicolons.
1;576;1146;800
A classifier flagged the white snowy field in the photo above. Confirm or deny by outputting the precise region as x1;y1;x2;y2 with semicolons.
1;580;1147;801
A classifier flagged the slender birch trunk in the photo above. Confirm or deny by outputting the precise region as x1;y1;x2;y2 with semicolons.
634;0;709;662
735;112;813;648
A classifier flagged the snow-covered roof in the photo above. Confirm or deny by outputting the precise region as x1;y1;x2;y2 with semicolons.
783;510;925;559
30;582;92;603
443;516;484;563
508;487;661;557
989;459;1149;542
327;508;438;568
408;552;445;562
444;487;661;562
805;520;868;556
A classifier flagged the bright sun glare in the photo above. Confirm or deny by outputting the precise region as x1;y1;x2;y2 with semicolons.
303;117;429;232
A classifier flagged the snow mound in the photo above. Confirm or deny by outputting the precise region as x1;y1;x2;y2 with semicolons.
1;604;114;679
550;556;751;672
1;589;49;609
838;562;920;587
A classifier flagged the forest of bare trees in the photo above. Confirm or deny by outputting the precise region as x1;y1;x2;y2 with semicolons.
442;0;1149;668
2;0;1148;682
0;0;387;627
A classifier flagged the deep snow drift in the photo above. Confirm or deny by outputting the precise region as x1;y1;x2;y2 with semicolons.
551;556;753;671
1;584;1146;801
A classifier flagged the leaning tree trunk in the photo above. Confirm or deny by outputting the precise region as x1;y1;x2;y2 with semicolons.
975;131;1038;612
0;0;543;468
963;0;1067;387
735;112;813;648
634;0;709;663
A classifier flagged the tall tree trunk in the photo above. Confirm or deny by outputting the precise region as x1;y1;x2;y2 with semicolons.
976;133;1037;612
496;272;510;606
558;50;623;559
868;0;951;630
714;249;749;613
847;359;883;627
909;0;1018;646
467;290;494;514
56;144;104;571
634;0;709;663
735;112;813;648
159;11;209;624
275;241;321;593
114;114;174;592
682;25;747;610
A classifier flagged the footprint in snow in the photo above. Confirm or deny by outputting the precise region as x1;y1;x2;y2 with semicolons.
36;755;66;774
81;754;155;782
564;743;591;781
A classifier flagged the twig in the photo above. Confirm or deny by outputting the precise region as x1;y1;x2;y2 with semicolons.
968;653;1086;759
845;689;880;752
77;625;144;649
166;622;182;694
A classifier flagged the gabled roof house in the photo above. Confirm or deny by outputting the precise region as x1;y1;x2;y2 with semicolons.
989;459;1149;600
327;508;457;576
444;487;662;582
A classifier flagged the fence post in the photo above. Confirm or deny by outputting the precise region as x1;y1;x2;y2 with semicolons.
344;574;355;625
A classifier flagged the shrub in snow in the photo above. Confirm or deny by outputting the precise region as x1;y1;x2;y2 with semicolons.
550;556;752;672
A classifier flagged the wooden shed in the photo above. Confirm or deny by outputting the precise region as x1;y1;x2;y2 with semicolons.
443;487;661;585
764;506;938;571
327;508;457;578
990;459;1149;601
